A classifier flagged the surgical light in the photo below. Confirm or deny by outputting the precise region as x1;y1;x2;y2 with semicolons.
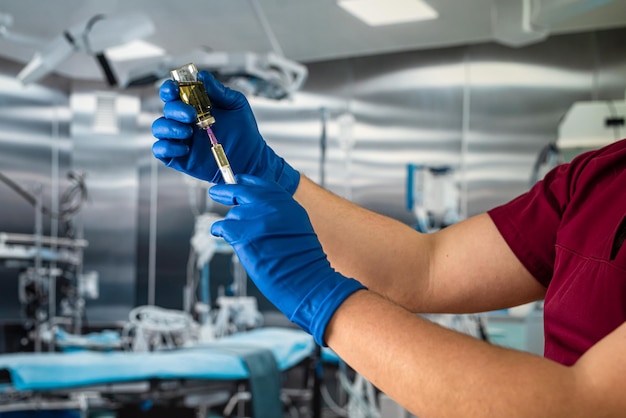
105;40;165;62
15;12;155;85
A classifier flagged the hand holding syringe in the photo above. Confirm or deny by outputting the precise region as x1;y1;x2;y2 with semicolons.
170;63;236;184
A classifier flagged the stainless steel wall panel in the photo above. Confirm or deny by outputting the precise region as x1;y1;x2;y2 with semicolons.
593;30;626;100
251;47;467;225
151;167;197;308
69;84;140;323
466;32;598;214
0;62;71;322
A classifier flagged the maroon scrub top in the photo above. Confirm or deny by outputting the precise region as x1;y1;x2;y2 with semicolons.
488;138;626;366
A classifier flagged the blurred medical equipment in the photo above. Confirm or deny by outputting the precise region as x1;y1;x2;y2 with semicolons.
2;198;315;418
406;164;461;233
121;0;307;99
492;0;614;47
123;49;308;100
531;98;625;184
0;170;95;352
0;327;317;418
486;301;545;356
556;98;625;160
318;109;357;200
51;327;122;352
0;12;155;85
213;295;264;340
171;63;237;185
188;211;263;340
529;142;561;185
121;305;199;352
323;360;381;418
336;112;357;200
340;371;379;418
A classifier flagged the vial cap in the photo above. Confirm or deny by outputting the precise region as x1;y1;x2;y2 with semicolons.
170;63;199;83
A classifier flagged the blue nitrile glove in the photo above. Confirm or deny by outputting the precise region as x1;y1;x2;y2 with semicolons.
151;71;300;194
209;175;366;346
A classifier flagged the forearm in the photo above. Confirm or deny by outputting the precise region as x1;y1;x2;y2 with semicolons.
325;290;593;418
293;175;432;309
293;175;545;313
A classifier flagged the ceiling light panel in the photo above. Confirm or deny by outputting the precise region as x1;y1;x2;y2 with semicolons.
338;0;439;26
106;40;165;61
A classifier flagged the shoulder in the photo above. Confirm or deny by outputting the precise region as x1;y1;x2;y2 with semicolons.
562;138;626;207
486;138;626;284
566;138;626;181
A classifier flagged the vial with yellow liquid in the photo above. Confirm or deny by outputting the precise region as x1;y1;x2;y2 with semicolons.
170;63;216;129
170;63;236;184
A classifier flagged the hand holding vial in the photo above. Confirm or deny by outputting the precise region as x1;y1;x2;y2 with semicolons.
170;63;236;184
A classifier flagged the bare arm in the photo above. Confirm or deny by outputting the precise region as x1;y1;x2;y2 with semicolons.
293;175;545;313
325;290;626;417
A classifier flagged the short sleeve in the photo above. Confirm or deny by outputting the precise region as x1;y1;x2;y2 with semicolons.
487;151;593;287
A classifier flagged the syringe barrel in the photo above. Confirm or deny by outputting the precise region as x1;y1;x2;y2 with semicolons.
211;143;236;184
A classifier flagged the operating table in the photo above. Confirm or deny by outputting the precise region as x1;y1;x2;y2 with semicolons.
0;327;316;418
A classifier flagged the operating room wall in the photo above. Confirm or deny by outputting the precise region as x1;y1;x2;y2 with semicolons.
1;27;625;324
254;27;626;222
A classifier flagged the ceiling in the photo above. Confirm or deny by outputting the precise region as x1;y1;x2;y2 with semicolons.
0;0;626;85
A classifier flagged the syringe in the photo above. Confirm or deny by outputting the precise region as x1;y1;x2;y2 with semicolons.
170;63;236;184
206;126;236;184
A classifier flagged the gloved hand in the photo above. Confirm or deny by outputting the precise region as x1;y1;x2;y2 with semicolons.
151;71;300;194
209;175;366;346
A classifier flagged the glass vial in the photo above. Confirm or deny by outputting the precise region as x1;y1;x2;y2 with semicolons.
170;63;216;129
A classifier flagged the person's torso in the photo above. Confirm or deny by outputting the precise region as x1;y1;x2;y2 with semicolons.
543;151;626;365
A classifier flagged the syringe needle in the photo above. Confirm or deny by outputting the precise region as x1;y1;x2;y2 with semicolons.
206;126;219;145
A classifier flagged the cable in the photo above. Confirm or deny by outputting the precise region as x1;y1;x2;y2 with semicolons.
320;383;348;417
337;361;380;418
60;171;88;216
249;0;284;57
59;171;88;239
0;169;87;238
